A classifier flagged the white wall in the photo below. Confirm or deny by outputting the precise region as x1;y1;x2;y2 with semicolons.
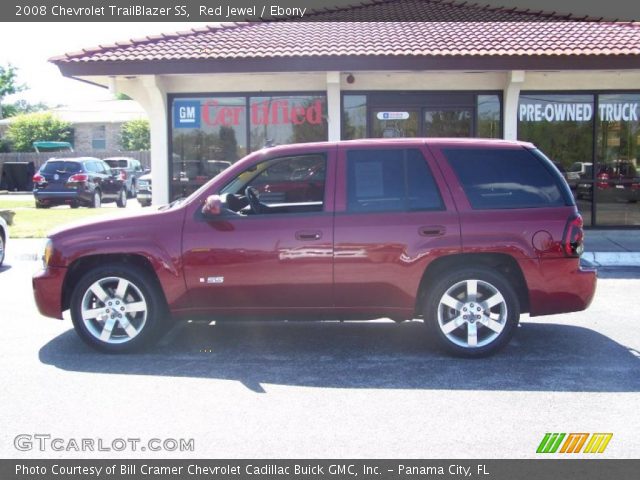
89;68;640;204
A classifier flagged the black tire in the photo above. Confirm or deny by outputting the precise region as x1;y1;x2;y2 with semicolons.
35;201;49;209
70;201;79;209
116;188;127;208
0;232;5;267
139;200;151;207
90;190;101;208
423;267;520;357
70;264;168;353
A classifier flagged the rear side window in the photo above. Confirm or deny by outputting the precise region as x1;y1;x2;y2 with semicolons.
443;147;568;209
346;148;443;213
41;161;81;174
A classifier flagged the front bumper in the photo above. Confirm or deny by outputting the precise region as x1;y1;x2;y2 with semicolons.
32;266;67;319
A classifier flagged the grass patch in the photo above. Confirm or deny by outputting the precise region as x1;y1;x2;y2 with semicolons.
0;197;35;210
8;206;127;238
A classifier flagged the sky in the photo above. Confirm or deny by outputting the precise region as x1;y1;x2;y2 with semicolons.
0;22;212;107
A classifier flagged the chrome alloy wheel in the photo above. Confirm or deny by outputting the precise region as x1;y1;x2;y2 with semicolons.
81;276;148;344
436;279;507;349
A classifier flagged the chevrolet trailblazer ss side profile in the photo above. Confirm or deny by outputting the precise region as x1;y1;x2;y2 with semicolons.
32;139;597;357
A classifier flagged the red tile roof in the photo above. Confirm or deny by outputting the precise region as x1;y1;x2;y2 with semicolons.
50;0;640;71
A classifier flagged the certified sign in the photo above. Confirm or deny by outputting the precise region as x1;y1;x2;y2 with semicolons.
377;111;410;120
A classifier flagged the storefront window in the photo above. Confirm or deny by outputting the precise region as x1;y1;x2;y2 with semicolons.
518;94;595;226
477;95;501;138
171;97;247;200
371;109;419;138
249;95;327;148
424;109;472;137
596;94;640;226
343;95;367;140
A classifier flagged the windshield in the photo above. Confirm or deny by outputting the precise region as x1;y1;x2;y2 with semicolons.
41;161;82;174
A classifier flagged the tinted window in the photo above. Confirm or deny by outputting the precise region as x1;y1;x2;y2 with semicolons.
443;147;567;209
105;159;129;169
347;149;443;212
41;161;82;174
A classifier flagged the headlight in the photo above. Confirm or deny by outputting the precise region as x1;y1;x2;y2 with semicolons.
42;239;53;268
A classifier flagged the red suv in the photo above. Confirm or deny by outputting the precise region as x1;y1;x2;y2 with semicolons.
32;139;596;356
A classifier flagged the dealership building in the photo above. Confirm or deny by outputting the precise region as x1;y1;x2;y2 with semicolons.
51;0;640;227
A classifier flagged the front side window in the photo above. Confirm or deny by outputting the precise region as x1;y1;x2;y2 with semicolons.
346;148;443;213
220;154;327;215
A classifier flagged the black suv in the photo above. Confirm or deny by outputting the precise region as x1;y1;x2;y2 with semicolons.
33;157;127;209
104;157;145;198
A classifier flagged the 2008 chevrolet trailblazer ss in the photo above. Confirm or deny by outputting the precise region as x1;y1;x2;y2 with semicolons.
33;139;596;356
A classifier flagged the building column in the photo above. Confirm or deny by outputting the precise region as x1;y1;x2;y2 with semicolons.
121;75;170;205
503;70;525;140
326;71;341;141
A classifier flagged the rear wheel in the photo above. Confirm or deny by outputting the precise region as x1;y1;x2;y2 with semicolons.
70;201;79;209
35;201;49;209
70;264;167;353
90;190;101;208
423;267;520;357
0;233;5;266
116;188;127;208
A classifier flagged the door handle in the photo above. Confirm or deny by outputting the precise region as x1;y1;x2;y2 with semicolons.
419;225;446;237
295;230;322;241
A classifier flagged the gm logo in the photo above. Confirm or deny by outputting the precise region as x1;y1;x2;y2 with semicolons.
536;433;613;454
173;100;201;128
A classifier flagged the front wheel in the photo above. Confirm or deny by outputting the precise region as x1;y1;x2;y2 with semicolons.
70;265;167;353
423;267;520;357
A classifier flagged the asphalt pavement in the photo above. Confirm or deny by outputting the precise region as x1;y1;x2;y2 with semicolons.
1;243;639;459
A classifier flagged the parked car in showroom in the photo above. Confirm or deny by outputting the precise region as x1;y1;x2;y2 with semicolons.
576;161;639;203
103;157;146;198
567;162;593;190
0;214;7;267
33;139;596;357
136;172;152;207
33;157;128;209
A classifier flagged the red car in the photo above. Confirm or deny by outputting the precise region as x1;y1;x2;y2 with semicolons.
33;139;596;356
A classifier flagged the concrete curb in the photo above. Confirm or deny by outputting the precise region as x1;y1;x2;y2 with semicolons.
581;252;640;268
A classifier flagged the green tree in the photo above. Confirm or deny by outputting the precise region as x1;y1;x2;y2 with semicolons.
0;64;26;119
6;112;72;152
1;100;48;118
120;119;150;150
218;126;239;161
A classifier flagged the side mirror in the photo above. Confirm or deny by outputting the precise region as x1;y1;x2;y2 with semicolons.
202;194;223;216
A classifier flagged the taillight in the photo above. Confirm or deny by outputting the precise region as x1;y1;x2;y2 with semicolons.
596;172;609;189
563;214;584;258
32;174;45;183
68;173;89;182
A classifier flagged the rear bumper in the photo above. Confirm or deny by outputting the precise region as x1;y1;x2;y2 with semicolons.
32;266;67;319
521;258;597;317
34;190;92;205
